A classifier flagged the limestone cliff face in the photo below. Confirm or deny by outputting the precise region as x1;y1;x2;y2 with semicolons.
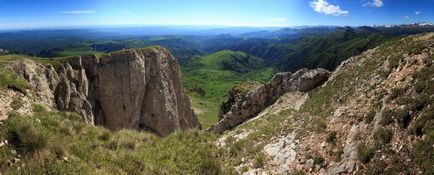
12;46;200;136
209;68;331;133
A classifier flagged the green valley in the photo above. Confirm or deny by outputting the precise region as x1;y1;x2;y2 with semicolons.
182;50;275;128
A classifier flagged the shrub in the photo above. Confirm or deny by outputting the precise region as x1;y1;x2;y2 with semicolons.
326;131;337;143
412;132;434;174
414;94;429;111
388;88;406;101
98;131;112;141
334;148;344;162
414;81;425;93
365;110;376;123
380;109;396;126
357;143;375;164
313;155;325;166
374;128;393;145
5;117;48;157
412;107;434;136
396;108;411;128
11;97;23;110
253;155;265;168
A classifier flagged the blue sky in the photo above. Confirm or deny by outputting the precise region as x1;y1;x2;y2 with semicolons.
0;0;433;29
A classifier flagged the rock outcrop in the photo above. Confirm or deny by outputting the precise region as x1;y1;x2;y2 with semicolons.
209;68;330;133
11;46;200;136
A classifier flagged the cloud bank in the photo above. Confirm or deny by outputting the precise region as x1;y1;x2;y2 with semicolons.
310;0;349;16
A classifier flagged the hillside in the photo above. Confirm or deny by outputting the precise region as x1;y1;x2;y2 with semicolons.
215;33;434;174
182;50;275;128
208;27;402;72
0;33;433;175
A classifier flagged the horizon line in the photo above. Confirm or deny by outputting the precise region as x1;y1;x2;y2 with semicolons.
0;21;433;32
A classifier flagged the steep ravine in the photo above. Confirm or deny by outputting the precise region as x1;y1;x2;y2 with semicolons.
10;46;200;136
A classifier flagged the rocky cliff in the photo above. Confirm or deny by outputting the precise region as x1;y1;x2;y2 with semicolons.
209;68;330;133
10;46;200;136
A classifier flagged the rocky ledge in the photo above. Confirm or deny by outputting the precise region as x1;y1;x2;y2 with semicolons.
209;68;330;133
10;46;200;136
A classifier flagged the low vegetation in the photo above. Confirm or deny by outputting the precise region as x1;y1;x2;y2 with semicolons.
0;69;30;94
0;107;228;174
183;50;275;128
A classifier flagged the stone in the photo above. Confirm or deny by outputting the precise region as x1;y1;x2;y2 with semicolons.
12;158;20;164
306;159;314;168
345;160;356;173
320;142;327;148
264;132;298;174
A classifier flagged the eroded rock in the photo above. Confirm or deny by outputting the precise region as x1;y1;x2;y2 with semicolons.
11;46;200;136
209;68;330;133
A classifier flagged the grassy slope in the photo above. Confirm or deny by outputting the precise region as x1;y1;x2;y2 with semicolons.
219;34;434;174
277;30;399;71
182;50;275;128
0;108;227;174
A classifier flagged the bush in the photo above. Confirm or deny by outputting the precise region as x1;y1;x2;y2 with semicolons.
357;143;375;164
326;131;337;143
365;110;376;123
412;107;434;136
334;148;344;162
98;131;112;141
414;81;425;93
313;155;325;166
380;109;396;126
412;132;434;174
414;94;429;111
388;88;406;101
5;117;48;157
397;108;411;128
11;97;23;110
253;155;265;168
374;128;393;145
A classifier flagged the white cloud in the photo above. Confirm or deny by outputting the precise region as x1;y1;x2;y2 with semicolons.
58;10;96;14
364;0;384;8
404;16;409;19
310;0;349;16
415;11;421;15
272;18;287;22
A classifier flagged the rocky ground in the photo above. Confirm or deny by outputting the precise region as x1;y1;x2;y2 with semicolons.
215;33;434;175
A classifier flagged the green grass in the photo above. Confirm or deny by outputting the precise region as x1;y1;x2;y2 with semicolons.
182;50;275;128
55;50;104;58
374;128;393;145
0;68;31;94
0;108;229;174
357;143;375;164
